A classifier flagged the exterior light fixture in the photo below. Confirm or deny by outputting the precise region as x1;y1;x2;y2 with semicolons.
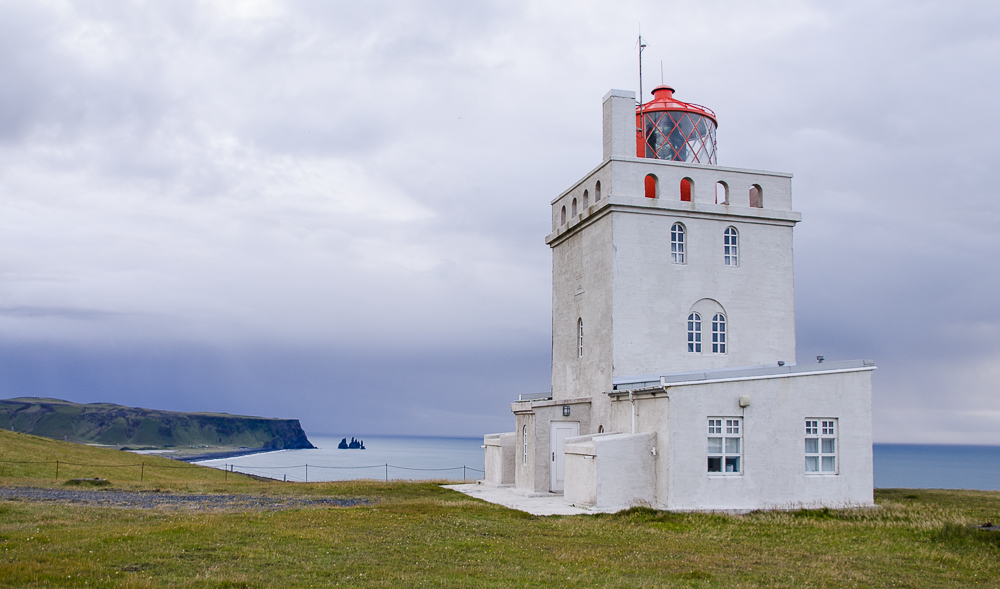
817;356;825;363
562;405;571;417
777;361;785;366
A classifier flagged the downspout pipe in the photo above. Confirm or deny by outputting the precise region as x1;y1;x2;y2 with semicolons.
629;390;636;434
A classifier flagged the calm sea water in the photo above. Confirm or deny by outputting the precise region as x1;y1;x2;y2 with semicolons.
196;435;485;482
197;438;1000;490
873;444;1000;491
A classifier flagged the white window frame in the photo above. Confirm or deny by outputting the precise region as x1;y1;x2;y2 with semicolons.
711;313;727;354
707;417;742;475
687;312;702;353
577;318;584;358
523;425;528;465
671;223;686;264
805;419;837;474
724;226;738;266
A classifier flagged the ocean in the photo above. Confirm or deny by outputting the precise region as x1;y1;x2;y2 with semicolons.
197;437;1000;490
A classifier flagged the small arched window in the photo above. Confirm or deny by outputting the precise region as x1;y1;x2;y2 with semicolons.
687;312;702;353
644;174;658;199
560;206;566;225
523;425;528;465
671;223;686;264
749;184;763;208
680;177;693;202
716;181;729;205
571;198;578;217
582;190;589;210
577;318;584;358
595;181;601;201
598;425;604;433
724;227;739;266
712;313;727;354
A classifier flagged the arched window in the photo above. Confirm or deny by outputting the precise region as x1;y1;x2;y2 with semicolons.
560;206;566;225
680;177;693;202
687;312;702;353
523;425;528;465
644;174;658;198
749;184;763;208
724;227;738;266
582;190;589;210
571;198;578;217
598;425;604;433
712;313;727;354
716;181;728;205
577;318;584;358
595;181;601;201
671;223;686;264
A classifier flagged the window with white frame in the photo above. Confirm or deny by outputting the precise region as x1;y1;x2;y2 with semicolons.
687;312;702;352
708;418;742;473
577;318;584;358
724;226;738;266
711;313;727;353
523;425;528;465
671;223;686;264
805;419;837;473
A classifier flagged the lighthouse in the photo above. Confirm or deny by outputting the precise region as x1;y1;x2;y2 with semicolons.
482;86;875;513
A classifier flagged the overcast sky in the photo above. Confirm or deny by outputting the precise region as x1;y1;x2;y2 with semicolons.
0;0;997;444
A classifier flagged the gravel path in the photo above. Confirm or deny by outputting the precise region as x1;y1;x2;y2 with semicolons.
0;487;370;511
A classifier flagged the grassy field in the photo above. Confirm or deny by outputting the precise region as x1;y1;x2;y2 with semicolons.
1;430;999;588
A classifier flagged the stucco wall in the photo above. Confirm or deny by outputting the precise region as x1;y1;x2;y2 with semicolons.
482;432;515;486
604;368;874;511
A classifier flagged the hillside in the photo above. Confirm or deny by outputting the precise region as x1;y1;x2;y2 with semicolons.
0;397;314;452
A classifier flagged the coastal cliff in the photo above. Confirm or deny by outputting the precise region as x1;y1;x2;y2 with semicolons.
0;397;315;451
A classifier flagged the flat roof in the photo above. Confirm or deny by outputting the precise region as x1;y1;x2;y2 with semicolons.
611;359;876;391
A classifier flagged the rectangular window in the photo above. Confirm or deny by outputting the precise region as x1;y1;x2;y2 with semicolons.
805;419;837;473
707;417;742;474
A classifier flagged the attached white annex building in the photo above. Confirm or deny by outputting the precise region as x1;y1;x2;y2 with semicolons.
482;86;875;512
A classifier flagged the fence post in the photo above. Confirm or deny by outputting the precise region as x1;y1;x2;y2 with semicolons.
463;465;466;481
225;464;228;482
305;464;308;483
385;463;388;482
141;463;144;482
55;460;59;479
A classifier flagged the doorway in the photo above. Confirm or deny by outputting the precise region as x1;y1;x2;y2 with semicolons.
549;421;579;492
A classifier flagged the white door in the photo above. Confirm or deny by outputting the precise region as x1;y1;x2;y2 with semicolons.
549;422;579;492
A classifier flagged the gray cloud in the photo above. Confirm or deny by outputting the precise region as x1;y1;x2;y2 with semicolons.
0;0;997;443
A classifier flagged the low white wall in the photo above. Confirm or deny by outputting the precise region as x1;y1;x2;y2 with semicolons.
482;432;515;486
564;432;657;510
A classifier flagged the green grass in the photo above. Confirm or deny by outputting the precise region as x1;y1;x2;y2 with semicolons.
2;430;1000;587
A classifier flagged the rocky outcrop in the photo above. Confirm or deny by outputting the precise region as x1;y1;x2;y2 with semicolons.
0;397;315;450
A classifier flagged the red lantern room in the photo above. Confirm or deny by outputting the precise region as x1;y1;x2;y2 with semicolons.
636;85;717;165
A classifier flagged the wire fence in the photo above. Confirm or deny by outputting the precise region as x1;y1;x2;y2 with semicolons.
0;458;484;483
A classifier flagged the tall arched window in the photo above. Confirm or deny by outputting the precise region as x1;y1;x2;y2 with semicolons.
680;177;693;202
523;425;528;465
595;181;601;201
644;174;658;198
560;206;566;225
749;184;763;208
571;198;578;217
577;318;584;358
671;223;686;264
724;227;739;266
582;190;589;210
716;181;728;205
687;312;702;352
712;313;727;354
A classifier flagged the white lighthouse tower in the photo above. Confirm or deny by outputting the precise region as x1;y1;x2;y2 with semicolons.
482;86;875;512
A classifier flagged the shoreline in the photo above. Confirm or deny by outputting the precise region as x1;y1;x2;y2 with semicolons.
176;448;286;463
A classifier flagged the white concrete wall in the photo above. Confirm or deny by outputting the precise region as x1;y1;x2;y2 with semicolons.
606;368;874;511
482;432;515;486
564;432;657;510
513;400;591;494
602;89;636;161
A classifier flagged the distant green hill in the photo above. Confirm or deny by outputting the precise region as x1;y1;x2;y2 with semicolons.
0;397;315;451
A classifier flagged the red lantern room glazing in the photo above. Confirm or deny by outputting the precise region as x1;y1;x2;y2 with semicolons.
636;85;717;165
